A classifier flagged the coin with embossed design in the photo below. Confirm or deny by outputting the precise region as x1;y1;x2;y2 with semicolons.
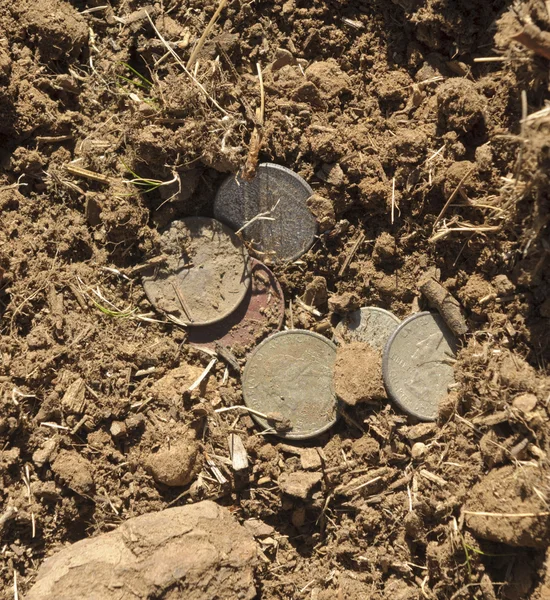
334;306;400;350
142;217;251;326
242;330;338;439
214;163;317;263
382;312;458;421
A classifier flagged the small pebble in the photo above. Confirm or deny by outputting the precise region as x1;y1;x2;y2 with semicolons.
110;421;127;439
411;442;427;459
512;393;537;413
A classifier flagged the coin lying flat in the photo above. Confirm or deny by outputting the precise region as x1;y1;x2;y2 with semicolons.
382;312;458;422
334;306;400;351
142;217;251;326
242;330;338;439
214;163;317;263
187;259;285;350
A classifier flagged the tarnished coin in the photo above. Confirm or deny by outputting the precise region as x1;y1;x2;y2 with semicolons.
142;217;251;326
214;163;317;263
187;259;285;350
382;312;458;422
242;330;338;439
334;306;400;350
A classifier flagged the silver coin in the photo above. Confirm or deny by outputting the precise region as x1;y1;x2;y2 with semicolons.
334;306;400;350
242;330;338;439
382;312;458;422
142;217;251;326
214;163;317;263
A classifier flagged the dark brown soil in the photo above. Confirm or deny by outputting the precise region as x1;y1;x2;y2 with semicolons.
0;0;549;598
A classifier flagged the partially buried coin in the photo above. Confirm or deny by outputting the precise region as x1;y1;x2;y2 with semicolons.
382;311;458;422
334;306;400;351
242;330;338;440
214;163;317;263
142;217;251;326
187;259;285;350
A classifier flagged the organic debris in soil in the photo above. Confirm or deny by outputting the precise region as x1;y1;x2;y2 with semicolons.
0;0;549;599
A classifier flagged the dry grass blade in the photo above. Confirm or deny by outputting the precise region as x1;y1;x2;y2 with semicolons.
235;198;279;234
463;510;550;518
430;222;500;242
257;62;265;125
242;62;265;180
432;165;475;233
187;0;228;69
145;11;229;116
65;163;110;184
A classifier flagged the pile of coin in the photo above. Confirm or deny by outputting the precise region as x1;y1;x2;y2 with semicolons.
140;163;316;350
141;163;459;439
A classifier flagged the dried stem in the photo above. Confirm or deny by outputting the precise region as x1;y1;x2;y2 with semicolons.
187;0;228;69
432;166;475;232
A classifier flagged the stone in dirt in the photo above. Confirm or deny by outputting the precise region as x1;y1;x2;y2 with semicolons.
32;437;58;468
279;471;322;499
333;341;386;406
300;448;322;470
24;501;257;600
512;393;538;413
464;465;550;548
306;193;335;233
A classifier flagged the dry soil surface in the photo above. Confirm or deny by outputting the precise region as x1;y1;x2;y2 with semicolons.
1;0;550;599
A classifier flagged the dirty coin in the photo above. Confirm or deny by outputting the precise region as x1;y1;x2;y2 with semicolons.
142;217;250;326
242;330;338;439
188;259;285;350
214;163;317;263
382;311;458;421
334;306;400;350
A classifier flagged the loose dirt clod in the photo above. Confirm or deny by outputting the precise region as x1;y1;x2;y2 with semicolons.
333;341;385;406
279;471;322;499
145;435;202;487
464;465;550;548
328;292;360;314
25;501;257;600
51;450;94;496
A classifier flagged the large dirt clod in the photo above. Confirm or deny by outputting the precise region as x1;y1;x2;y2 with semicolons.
24;501;257;600
465;465;550;548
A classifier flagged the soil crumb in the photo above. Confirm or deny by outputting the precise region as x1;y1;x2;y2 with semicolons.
145;432;202;487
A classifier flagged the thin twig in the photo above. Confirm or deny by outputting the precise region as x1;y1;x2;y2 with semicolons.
473;56;508;62
432;166;475;232
338;232;366;277
215;405;269;419
65;164;110;184
295;297;322;317
430;224;500;242
171;281;194;322
390;177;396;224
257;62;265;125
513;90;528;187
13;570;19;600
188;358;217;391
